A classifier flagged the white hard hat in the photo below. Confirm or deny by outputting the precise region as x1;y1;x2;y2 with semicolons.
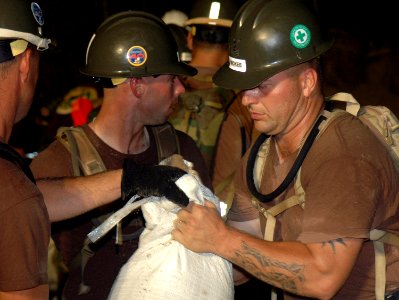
162;9;188;27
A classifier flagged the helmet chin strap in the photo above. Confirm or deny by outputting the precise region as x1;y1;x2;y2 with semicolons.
246;113;327;203
0;29;51;51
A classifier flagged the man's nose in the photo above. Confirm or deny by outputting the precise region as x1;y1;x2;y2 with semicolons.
241;90;257;107
175;76;186;95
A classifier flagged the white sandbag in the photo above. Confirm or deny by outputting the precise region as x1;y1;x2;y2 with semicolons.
88;157;234;300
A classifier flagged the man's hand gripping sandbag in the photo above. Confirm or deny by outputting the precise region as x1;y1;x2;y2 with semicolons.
121;159;189;206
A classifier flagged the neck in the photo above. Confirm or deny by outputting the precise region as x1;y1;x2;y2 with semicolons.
190;47;228;69
0;74;20;144
89;118;149;154
88;97;149;154
274;98;325;162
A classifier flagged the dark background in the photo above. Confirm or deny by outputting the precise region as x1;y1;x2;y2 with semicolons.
11;0;399;155
36;0;399;101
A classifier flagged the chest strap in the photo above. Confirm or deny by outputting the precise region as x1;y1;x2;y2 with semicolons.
251;169;305;241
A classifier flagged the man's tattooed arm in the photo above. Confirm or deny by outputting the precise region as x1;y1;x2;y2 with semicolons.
321;238;347;254
232;241;305;294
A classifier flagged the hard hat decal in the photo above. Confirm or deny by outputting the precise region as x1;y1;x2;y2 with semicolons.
229;56;246;72
127;46;147;66
290;24;311;49
31;2;44;26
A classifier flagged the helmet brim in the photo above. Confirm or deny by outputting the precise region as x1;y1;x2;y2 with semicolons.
162;61;198;77
214;38;334;91
81;61;197;78
213;62;270;90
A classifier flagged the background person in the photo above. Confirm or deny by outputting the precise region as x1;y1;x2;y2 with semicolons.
168;0;255;210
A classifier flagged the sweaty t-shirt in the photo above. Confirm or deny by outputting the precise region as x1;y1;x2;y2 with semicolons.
0;159;50;291
30;124;211;300
229;113;399;299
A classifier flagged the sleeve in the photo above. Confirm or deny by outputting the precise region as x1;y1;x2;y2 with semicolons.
227;151;260;222
30;139;74;179
298;115;392;243
0;161;50;291
212;110;243;190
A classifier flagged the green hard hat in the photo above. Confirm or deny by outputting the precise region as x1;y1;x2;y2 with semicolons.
80;11;197;83
0;0;51;62
213;0;334;90
185;0;239;28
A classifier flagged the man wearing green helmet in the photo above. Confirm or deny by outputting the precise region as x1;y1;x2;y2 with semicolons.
173;0;399;299
30;11;211;300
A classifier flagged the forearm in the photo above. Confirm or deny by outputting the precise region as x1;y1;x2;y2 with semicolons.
0;284;48;299
38;169;122;222
213;227;359;299
174;202;360;299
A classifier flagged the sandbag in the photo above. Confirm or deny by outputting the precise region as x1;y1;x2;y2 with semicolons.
88;156;234;300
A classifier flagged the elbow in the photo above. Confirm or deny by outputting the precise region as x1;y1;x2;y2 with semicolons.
306;277;342;300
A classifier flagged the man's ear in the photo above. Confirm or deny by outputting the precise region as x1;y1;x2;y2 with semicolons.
18;48;33;82
187;31;194;51
130;77;144;97
301;67;317;98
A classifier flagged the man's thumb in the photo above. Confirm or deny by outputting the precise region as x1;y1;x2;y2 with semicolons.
204;199;217;209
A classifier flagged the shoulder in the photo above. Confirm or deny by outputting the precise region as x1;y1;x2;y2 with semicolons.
30;138;73;179
0;158;44;214
315;112;390;161
175;129;194;143
175;129;201;154
302;111;398;198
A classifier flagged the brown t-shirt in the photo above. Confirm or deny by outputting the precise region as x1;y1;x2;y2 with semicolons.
30;124;211;299
212;95;256;200
0;159;49;291
229;113;399;299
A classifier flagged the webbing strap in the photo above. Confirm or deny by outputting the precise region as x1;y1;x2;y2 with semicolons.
370;229;399;300
374;240;386;300
252;170;305;241
150;122;180;161
62;129;81;176
57;127;106;176
204;100;223;109
78;238;95;295
370;229;399;246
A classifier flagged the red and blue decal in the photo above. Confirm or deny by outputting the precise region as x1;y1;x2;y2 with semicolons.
127;45;147;67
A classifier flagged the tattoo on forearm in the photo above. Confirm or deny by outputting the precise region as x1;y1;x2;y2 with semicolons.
321;238;346;253
233;241;304;294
